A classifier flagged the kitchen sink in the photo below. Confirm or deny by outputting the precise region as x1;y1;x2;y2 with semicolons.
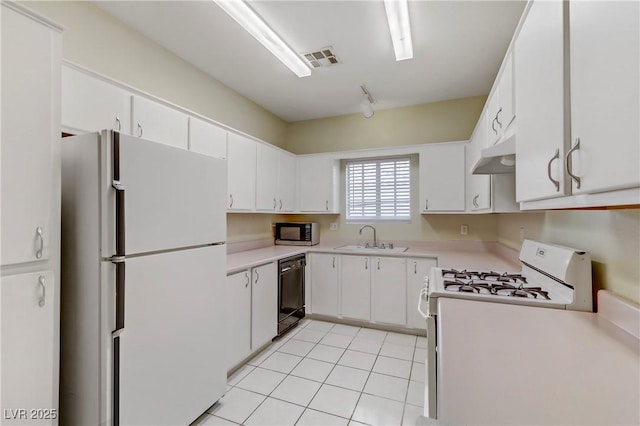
335;244;408;253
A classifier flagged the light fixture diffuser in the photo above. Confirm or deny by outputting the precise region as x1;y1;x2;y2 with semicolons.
360;85;375;118
214;0;311;77
383;0;413;61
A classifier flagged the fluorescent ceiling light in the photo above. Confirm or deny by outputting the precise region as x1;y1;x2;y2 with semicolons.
384;0;413;61
214;0;311;77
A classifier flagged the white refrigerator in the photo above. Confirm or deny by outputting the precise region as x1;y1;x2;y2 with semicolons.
60;130;227;425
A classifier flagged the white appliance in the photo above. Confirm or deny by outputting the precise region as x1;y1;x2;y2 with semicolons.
60;130;227;425
418;239;592;420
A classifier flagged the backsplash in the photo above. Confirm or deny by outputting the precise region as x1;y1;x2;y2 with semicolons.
498;210;640;305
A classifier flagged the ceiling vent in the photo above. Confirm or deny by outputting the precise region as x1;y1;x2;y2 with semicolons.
302;47;340;68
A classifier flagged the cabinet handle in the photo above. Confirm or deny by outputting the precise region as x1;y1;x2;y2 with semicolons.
473;194;479;208
424;199;428;210
547;148;561;192
279;199;283;210
325;200;329;211
365;258;368;270
495;107;503;128
566;138;581;189
332;257;335;268
115;116;121;131
414;261;417;274
38;275;46;307
273;198;277;209
377;258;380;270
229;194;234;208
35;227;44;259
491;117;498;135
137;122;143;138
244;272;249;288
255;270;259;284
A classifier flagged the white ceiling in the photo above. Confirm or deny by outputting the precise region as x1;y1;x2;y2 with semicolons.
95;1;526;122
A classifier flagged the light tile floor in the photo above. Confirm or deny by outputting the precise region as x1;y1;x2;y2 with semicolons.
193;319;427;426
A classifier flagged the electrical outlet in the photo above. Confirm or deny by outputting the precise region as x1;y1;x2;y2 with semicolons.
329;222;338;231
460;224;468;235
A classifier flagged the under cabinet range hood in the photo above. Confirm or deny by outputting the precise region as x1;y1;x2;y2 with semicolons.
471;135;516;174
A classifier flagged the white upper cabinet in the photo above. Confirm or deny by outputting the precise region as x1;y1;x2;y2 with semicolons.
277;152;297;212
62;65;131;135
297;156;340;213
1;5;61;266
255;143;279;211
419;143;466;212
491;53;516;146
467;115;492;212
514;0;567;203
227;133;257;211
188;117;227;158
568;0;639;195
131;95;188;149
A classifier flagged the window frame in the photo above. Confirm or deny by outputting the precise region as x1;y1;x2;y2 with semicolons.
345;156;412;223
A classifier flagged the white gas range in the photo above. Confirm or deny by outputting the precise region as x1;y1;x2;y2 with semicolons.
417;239;593;420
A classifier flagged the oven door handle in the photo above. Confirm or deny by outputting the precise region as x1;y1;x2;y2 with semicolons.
418;286;430;320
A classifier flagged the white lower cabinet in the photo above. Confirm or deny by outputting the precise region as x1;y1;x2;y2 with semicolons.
371;257;407;326
309;253;339;317
340;255;371;321
1;271;56;424
309;253;436;332
226;262;277;370
406;258;437;329
250;262;278;350
226;270;251;369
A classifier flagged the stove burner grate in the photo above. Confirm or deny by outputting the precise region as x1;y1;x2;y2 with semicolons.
442;271;550;300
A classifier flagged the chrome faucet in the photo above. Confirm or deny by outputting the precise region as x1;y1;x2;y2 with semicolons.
359;225;377;248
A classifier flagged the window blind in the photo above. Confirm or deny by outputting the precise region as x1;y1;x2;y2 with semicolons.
346;157;411;221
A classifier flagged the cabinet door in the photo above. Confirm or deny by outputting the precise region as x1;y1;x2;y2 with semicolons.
310;253;339;317
298;156;338;212
498;53;515;132
1;271;56;424
188;117;227;158
569;1;639;194
278;152;297;212
467;116;491;212
406;258;437;329
372;257;407;326
227;271;251;369
227;133;257;211
1;7;57;266
515;0;567;202
131;95;188;149
255;144;279;211
340;255;371;321
251;262;277;350
419;143;466;212
62;66;131;135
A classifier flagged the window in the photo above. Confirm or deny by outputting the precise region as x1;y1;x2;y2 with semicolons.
346;157;411;221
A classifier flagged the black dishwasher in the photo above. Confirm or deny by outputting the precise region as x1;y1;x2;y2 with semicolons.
277;254;306;336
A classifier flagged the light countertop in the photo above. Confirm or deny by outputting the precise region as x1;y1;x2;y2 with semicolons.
226;240;520;275
436;296;640;425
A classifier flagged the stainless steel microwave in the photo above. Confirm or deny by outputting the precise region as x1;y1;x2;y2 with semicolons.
275;222;319;246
